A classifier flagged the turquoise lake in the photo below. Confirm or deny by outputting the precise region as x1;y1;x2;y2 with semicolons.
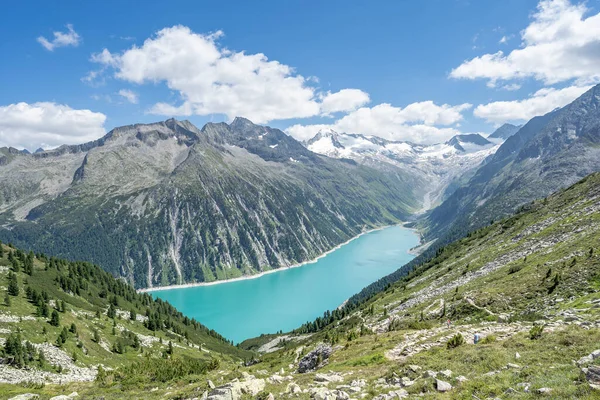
150;225;419;343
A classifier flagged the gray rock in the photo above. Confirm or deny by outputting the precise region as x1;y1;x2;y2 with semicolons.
586;366;600;386
208;380;216;389
49;394;78;400
286;383;302;394
536;387;552;394
298;344;333;373
8;395;39;400
439;369;452;378
436;379;452;392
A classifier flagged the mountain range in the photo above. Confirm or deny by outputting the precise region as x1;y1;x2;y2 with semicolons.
305;129;501;211
0;118;418;289
426;84;600;241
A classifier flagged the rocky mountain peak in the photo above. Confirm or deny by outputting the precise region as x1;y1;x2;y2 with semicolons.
489;123;521;140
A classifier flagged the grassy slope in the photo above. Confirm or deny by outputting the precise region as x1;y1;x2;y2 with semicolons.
0;250;251;399
240;172;600;399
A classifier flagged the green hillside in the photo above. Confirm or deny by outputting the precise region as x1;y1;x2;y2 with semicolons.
0;245;251;399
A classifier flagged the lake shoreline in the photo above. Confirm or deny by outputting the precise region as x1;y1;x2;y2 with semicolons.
140;223;420;293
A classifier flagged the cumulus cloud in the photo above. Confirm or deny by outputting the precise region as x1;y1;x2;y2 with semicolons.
90;26;375;124
287;101;471;143
118;89;139;104
37;24;81;51
319;89;370;114
474;84;590;123
451;0;600;86
0;102;106;150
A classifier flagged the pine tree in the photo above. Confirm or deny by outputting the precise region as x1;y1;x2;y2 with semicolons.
92;329;100;343
49;310;60;327
7;272;19;296
4;292;10;307
69;323;77;335
0;241;4;258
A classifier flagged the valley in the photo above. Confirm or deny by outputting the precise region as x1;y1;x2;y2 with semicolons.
149;225;419;343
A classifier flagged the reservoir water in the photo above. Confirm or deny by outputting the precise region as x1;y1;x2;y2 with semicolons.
150;225;419;343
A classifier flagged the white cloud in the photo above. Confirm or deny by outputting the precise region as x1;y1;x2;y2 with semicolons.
37;24;81;51
501;83;522;91
93;26;366;124
0;102;106;150
320;89;370;114
474;84;590;123
451;0;600;86
118;89;139;104
286;101;471;143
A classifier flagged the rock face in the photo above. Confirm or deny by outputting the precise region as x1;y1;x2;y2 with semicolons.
298;344;333;373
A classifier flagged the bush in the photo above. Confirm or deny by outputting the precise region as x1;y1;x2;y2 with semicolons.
447;333;465;349
480;335;496;344
508;265;522;274
529;324;544;340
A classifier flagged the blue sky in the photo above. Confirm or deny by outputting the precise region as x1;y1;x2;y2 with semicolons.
1;0;599;150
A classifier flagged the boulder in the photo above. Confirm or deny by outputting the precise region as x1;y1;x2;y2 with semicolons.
206;378;265;400
439;369;452;378
578;355;594;366
315;372;344;383
536;387;552;395
286;383;302;394
456;376;468;383
586;366;600;388
298;344;333;373
267;374;284;384
208;380;216;389
8;395;39;400
436;379;453;392
49;394;78;400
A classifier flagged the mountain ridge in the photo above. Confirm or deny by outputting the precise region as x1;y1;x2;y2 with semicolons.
0;118;418;289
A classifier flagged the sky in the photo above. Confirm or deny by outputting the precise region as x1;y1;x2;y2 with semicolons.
1;0;600;150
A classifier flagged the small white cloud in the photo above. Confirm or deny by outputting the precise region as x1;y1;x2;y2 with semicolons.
118;89;139;104
0;102;106;150
501;83;522;91
320;89;370;114
474;84;590;123
37;24;81;51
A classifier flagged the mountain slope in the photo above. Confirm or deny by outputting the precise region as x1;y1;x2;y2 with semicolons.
241;172;600;399
0;241;249;395
0;118;418;288
426;84;600;241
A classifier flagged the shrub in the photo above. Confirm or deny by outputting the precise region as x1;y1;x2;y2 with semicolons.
508;265;522;274
480;335;496;344
529;324;544;340
447;333;465;349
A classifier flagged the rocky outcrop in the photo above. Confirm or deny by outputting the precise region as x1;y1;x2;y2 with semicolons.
298;344;333;373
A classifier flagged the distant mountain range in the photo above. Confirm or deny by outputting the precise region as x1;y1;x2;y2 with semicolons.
305;130;500;210
0;118;418;288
